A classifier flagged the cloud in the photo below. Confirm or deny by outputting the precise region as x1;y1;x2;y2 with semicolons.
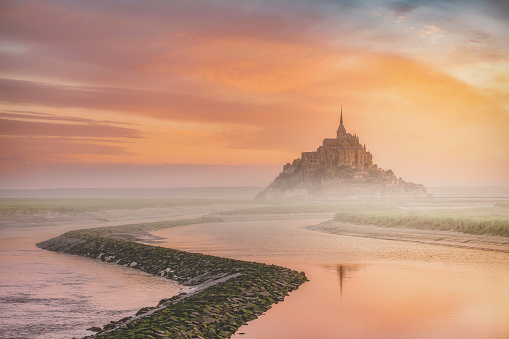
0;136;133;166
0;115;141;138
387;1;419;15
0;78;318;128
0;162;280;189
0;111;141;165
0;0;326;82
0;110;138;126
0;0;508;187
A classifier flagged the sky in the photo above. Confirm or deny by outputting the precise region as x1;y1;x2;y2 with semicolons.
1;0;508;188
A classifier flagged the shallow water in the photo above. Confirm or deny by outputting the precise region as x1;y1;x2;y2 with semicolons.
0;225;181;339
151;216;509;339
1;209;508;338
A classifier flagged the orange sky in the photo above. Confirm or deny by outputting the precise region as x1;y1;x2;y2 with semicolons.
0;0;508;188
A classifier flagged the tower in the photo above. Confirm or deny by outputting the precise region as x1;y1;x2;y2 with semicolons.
337;105;346;139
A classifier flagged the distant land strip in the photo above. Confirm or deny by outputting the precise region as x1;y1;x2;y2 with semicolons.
331;212;509;237
36;217;308;338
219;203;509;237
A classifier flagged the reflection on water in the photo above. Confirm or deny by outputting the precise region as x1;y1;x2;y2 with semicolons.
2;211;508;338
337;264;360;297
0;226;182;339
150;216;509;339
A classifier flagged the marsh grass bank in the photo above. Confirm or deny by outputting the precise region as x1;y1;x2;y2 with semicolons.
36;217;308;338
332;212;509;236
220;200;509;237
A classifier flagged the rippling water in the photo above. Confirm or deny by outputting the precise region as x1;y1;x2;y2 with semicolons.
2;212;508;339
0;226;181;339
150;215;509;339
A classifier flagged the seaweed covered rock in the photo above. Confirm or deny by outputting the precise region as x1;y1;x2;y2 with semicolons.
37;217;308;338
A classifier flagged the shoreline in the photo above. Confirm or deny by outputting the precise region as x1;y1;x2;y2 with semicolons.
7;197;508;339
10;199;509;337
36;216;309;338
307;220;509;253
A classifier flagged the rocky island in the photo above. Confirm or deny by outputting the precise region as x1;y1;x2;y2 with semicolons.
258;108;428;199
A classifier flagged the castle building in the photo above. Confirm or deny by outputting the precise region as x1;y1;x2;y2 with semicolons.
302;108;372;174
258;107;428;199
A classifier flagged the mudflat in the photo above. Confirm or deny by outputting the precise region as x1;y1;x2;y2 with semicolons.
308;220;509;252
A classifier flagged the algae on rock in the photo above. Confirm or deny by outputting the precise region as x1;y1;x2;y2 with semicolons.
37;216;308;338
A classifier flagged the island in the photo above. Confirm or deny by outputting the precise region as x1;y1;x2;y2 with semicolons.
258;108;428;199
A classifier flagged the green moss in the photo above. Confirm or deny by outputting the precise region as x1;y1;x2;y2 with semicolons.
37;217;308;338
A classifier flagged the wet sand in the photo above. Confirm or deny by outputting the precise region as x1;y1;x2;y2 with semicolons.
308;219;509;253
3;199;507;255
4;200;509;338
149;213;509;339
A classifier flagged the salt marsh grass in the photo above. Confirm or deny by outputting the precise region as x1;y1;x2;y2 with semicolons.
332;200;509;236
221;198;509;237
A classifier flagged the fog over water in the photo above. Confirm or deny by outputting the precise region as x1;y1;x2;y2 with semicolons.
1;191;508;338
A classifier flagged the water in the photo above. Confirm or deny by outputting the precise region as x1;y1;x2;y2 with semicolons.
0;224;182;339
150;215;509;339
1;211;508;338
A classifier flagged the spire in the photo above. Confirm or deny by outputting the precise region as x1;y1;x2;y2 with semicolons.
337;104;346;136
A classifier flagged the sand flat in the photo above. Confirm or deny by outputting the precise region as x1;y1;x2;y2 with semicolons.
308;220;509;252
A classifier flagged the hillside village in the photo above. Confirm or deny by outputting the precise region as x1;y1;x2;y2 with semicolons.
258;109;428;199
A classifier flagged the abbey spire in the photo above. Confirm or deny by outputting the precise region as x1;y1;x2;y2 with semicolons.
337;105;346;137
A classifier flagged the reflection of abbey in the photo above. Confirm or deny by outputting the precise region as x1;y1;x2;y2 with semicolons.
258;108;428;199
302;108;372;173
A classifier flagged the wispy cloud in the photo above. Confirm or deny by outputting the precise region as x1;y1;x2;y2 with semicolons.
0;110;138;126
0;135;133;166
0;0;508;186
0;118;141;138
387;1;419;15
0;110;141;164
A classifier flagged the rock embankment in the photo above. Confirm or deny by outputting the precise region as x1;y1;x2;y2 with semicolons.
37;216;308;338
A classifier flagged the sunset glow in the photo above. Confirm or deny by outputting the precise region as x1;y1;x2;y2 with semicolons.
1;0;508;188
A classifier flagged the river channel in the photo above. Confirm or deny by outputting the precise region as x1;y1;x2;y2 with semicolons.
150;214;509;339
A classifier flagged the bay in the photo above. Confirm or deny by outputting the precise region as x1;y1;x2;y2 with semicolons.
150;214;509;339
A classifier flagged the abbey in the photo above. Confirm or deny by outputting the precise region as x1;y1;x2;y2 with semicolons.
257;107;428;199
302;108;372;174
